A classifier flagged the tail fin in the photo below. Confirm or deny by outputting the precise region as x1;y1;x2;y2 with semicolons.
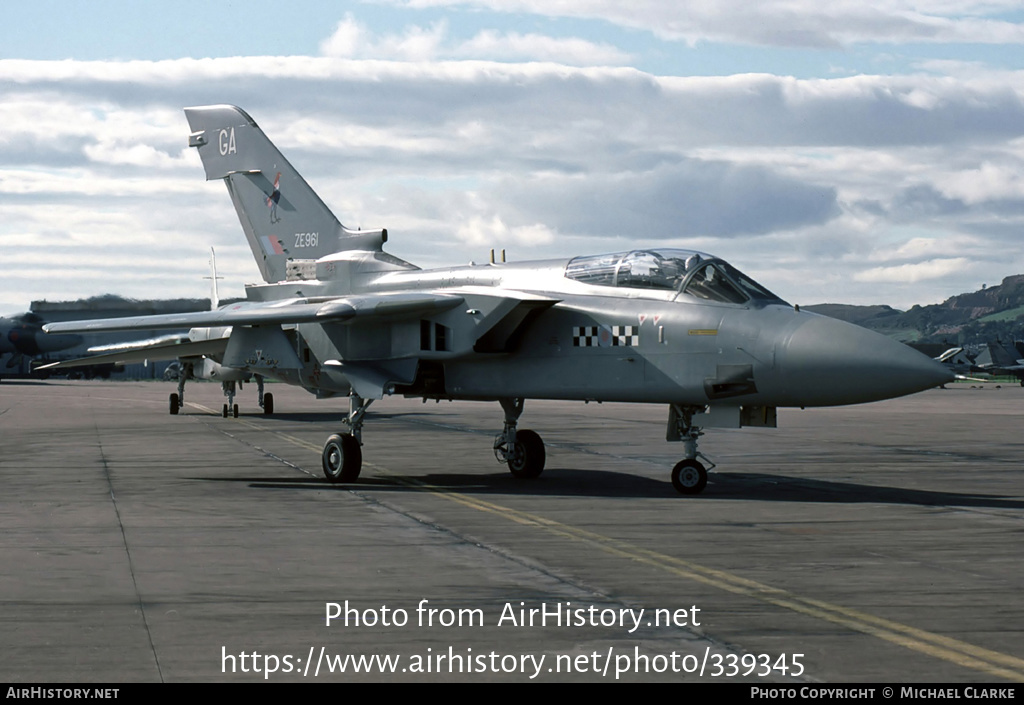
987;340;1020;367
185;105;389;283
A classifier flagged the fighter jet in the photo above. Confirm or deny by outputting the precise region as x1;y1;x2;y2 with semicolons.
45;105;953;494
931;346;990;384
972;340;1024;386
38;249;274;417
0;312;82;375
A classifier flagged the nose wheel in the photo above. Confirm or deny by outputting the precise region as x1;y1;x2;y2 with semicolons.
667;404;714;495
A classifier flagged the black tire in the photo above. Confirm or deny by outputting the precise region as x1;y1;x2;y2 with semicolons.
322;433;362;483
222;403;228;418
169;393;179;415
671;459;707;495
232;403;239;418
508;429;545;479
263;393;274;415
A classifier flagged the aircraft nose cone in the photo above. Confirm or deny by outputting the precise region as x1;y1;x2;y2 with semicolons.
775;314;953;406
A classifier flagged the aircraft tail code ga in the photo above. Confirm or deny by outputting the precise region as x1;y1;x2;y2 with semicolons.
573;325;639;347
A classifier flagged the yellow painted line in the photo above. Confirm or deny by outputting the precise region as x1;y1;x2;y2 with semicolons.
188;403;325;453
389;478;1024;682
688;329;718;336
209;411;1024;682
185;402;222;416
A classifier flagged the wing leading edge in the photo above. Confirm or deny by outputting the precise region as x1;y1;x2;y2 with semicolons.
43;293;467;334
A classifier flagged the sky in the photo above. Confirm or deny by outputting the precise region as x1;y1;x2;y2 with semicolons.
3;0;1024;313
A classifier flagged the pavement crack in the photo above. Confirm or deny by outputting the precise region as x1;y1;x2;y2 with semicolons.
93;422;164;683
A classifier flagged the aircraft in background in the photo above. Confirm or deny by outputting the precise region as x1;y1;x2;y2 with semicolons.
0;313;82;376
46;105;952;494
39;249;274;417
971;340;1024;386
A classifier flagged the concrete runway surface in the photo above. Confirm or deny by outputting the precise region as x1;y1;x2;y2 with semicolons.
1;379;1021;683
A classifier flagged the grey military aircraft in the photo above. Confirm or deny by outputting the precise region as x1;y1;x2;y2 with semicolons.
972;340;1024;386
45;105;953;494
1;312;82;375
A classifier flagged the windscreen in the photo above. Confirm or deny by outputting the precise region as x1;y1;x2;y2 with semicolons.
565;249;787;306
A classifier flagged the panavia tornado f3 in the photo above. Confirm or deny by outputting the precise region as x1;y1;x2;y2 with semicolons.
45;105;953;494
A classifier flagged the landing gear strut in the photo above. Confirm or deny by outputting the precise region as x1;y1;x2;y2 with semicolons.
667;404;715;495
321;392;372;483
493;397;545;478
169;362;193;415
222;381;239;418
256;374;274;415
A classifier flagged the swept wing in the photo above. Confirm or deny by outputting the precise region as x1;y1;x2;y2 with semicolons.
43;293;466;334
37;338;229;371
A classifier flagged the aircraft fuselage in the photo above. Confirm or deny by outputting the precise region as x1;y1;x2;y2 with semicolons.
241;254;949;410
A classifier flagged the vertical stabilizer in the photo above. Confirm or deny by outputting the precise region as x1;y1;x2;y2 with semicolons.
185;105;388;283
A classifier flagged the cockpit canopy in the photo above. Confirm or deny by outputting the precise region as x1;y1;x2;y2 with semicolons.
564;249;787;306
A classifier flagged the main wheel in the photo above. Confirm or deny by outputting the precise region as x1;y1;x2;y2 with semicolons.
263;393;274;415
222;403;228;418
169;393;179;415
508;429;545;479
671;459;707;495
322;433;362;483
232;403;239;418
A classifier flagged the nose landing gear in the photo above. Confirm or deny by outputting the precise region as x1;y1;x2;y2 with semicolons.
667;404;715;495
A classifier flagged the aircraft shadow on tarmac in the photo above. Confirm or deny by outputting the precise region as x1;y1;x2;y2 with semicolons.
192;470;1024;507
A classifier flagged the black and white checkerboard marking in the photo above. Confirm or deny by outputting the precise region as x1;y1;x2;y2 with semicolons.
572;325;639;347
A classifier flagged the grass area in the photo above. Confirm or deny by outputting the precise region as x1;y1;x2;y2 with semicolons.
977;305;1024;323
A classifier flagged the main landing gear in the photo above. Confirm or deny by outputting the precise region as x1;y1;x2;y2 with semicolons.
221;381;239;418
256;374;274;415
493;397;545;479
319;394;547;485
667;404;715;495
168;362;194;415
321;392;372;483
170;369;274;418
317;395;709;495
220;376;275;417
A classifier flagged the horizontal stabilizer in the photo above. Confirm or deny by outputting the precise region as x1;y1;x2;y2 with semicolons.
36;338;229;370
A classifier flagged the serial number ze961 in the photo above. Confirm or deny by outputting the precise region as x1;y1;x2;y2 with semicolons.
709;652;804;677
295;232;319;248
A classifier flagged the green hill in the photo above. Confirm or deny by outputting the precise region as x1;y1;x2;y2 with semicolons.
807;275;1024;345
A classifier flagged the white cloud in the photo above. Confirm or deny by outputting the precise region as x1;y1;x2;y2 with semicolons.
395;0;1024;47
456;215;556;246
318;15;367;58
319;13;631;65
853;257;973;283
934;159;1024;204
453;30;632;65
1;55;1023;311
